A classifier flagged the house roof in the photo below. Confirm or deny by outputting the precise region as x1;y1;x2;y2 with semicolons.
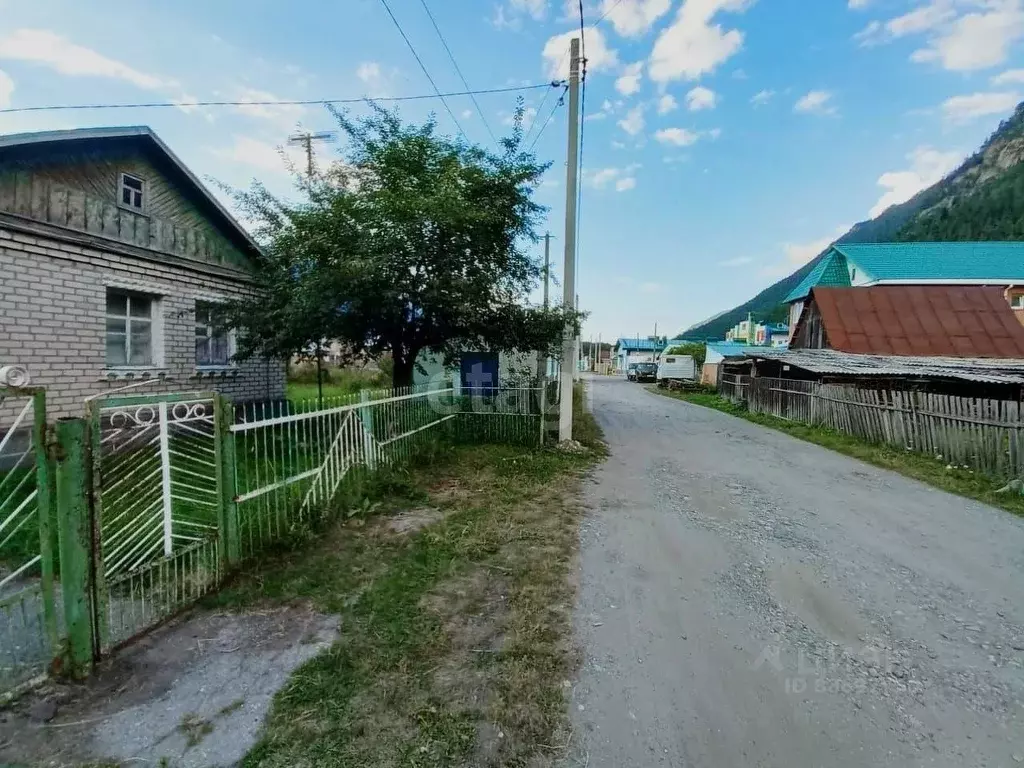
706;341;751;357
0;126;260;258
743;347;1024;385
785;242;1024;304
799;285;1024;358
834;242;1024;283
616;337;664;351
784;250;852;303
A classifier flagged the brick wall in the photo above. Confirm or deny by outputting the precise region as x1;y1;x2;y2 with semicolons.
0;223;286;418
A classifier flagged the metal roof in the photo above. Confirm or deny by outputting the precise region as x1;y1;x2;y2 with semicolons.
801;285;1024;358
616;337;664;351
0;126;261;257
743;347;1024;384
784;250;851;303
835;242;1024;283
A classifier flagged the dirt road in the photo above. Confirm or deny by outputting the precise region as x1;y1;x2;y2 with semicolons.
569;376;1024;767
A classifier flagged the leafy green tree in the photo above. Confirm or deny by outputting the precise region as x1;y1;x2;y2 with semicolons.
664;342;706;367
224;103;580;387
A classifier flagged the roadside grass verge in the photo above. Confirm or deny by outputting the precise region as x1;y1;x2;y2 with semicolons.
209;385;604;767
647;385;1024;518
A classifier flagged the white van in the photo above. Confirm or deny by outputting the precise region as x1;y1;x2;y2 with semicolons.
657;354;696;384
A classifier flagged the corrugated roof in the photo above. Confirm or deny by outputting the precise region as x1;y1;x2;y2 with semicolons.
616;337;663;351
835;242;1024;283
744;347;1024;384
784;250;851;304
804;285;1024;358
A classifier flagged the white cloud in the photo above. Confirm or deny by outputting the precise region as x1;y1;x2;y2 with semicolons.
233;86;305;129
601;0;672;37
849;0;872;8
707;127;722;139
461;109;473;119
720;255;754;267
615;61;644;96
751;88;775;106
686;85;718;110
783;236;837;267
993;68;1024;85
657;93;678;114
794;90;837;115
0;69;12;109
654;127;700;146
210;136;303;176
857;0;957;46
543;27;619;79
357;61;381;85
638;281;662;293
869;145;961;217
618;104;646;135
648;0;753;84
511;0;548;19
585;163;640;191
941;90;1020;123
912;1;1024;71
0;28;175;90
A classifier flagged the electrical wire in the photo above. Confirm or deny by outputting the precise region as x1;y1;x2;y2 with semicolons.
528;85;568;151
522;78;556;146
593;0;627;28
0;83;560;115
417;0;497;145
377;0;467;138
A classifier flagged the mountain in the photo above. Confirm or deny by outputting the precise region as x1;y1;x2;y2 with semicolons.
682;102;1024;341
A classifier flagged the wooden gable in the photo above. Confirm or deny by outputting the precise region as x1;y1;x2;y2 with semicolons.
0;136;256;273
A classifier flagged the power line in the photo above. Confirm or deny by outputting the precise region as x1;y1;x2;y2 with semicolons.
377;0;467;137
593;0;627;28
522;80;555;146
0;82;559;115
417;0;497;145
528;85;568;151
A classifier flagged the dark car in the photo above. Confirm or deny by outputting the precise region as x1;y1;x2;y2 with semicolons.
626;363;639;381
634;362;658;382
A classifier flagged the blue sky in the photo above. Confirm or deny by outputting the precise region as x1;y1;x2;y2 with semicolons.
2;0;1023;342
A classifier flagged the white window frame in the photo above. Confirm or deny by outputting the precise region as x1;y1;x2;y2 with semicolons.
194;301;237;370
1012;294;1024;309
105;289;162;370
118;172;146;213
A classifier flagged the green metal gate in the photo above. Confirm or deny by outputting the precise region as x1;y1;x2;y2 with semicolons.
87;392;228;652
0;387;57;696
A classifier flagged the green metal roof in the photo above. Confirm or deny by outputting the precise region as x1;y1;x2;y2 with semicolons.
784;250;851;304
833;242;1024;283
783;241;1024;304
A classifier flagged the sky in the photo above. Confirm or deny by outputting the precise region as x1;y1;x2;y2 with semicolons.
1;0;1023;343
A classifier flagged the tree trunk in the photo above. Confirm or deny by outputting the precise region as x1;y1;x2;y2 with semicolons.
392;354;416;389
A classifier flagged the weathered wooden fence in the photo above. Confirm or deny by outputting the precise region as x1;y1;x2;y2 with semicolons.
733;376;1024;480
720;374;750;403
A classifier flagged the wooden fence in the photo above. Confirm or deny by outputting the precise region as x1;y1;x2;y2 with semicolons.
728;376;1024;480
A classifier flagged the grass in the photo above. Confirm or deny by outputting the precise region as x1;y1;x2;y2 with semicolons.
647;385;1024;517
206;384;604;767
286;365;390;402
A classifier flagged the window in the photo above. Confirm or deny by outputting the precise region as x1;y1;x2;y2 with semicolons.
195;302;233;367
119;172;145;211
1012;294;1024;309
106;290;154;367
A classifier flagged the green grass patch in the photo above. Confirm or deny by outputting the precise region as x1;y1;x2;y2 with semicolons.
286;365;389;402
647;386;1024;517
210;392;604;767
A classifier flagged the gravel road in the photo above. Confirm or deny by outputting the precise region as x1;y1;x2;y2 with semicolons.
569;376;1024;767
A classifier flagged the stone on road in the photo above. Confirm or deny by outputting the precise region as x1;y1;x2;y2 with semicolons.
570;376;1024;767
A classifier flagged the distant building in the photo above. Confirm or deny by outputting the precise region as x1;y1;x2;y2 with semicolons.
724;314;788;346
784;242;1024;340
613;337;665;370
702;341;751;386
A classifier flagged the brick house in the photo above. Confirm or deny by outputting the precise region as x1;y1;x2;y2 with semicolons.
0;126;285;417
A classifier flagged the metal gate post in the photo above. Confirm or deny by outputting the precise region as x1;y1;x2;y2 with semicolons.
84;400;108;656
32;390;58;653
54;417;94;678
359;390;377;470
215;394;239;568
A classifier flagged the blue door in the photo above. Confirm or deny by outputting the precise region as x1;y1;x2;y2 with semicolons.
461;353;499;395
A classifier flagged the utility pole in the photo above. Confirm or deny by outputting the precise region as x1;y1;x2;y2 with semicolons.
538;231;553;442
543;232;551;309
288;131;337;407
558;37;581;443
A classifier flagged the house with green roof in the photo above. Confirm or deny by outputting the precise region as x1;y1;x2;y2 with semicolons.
783;242;1024;340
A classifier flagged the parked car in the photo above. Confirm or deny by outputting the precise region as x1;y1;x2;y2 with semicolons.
634;362;658;382
626;363;639;381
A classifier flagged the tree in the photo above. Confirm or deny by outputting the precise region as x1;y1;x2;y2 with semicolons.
664;342;706;367
224;103;581;387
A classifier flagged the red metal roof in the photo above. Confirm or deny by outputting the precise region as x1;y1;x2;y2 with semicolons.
804;286;1024;358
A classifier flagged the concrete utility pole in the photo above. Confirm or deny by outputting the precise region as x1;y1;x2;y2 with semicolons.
558;37;581;443
543;232;551;309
